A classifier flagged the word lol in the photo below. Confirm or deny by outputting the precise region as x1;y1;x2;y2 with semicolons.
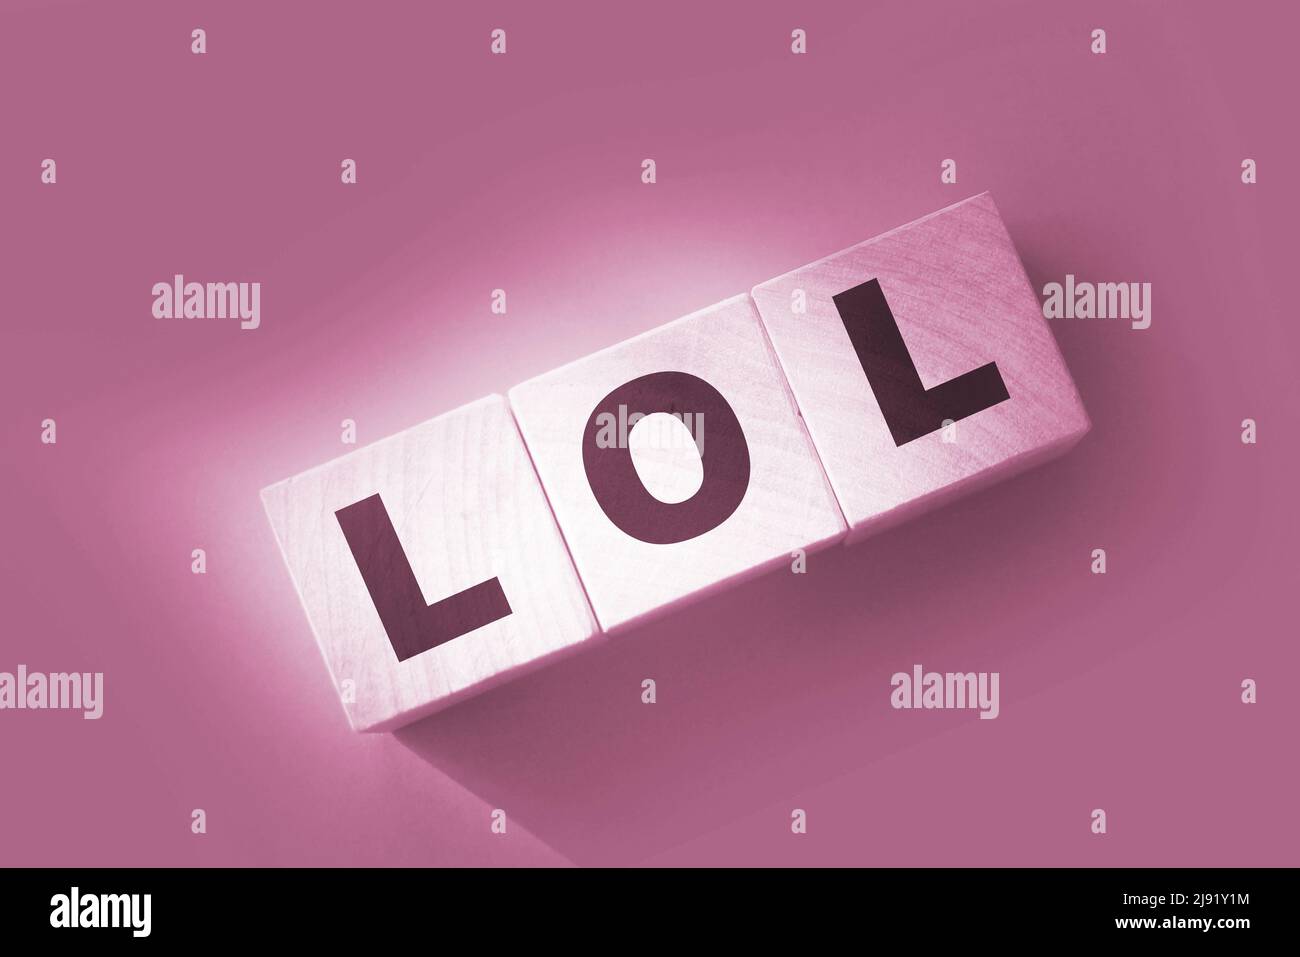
263;193;1089;731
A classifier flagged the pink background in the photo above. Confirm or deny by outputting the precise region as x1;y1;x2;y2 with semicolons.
2;0;1296;866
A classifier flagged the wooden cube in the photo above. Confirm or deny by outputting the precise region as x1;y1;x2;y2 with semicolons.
261;395;598;731
509;294;846;632
750;193;1090;544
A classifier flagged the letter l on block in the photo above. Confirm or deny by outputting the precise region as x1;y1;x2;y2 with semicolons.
834;277;1010;446
334;493;511;661
261;395;598;732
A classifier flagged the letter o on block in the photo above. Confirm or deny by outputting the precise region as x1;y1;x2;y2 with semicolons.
581;371;750;544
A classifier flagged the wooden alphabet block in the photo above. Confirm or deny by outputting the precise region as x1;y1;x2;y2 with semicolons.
750;193;1090;543
261;395;598;731
508;294;847;631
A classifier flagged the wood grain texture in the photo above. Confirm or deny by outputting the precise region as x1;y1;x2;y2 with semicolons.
261;395;598;731
509;294;847;632
750;192;1091;544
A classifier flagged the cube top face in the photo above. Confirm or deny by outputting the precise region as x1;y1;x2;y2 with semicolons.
751;193;1090;541
508;294;847;632
261;395;598;732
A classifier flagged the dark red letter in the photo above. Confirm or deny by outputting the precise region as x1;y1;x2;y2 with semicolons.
582;371;750;544
834;279;1009;446
335;493;511;661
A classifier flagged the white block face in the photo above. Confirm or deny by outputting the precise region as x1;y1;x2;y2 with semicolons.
508;295;846;632
261;395;598;731
750;193;1091;544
